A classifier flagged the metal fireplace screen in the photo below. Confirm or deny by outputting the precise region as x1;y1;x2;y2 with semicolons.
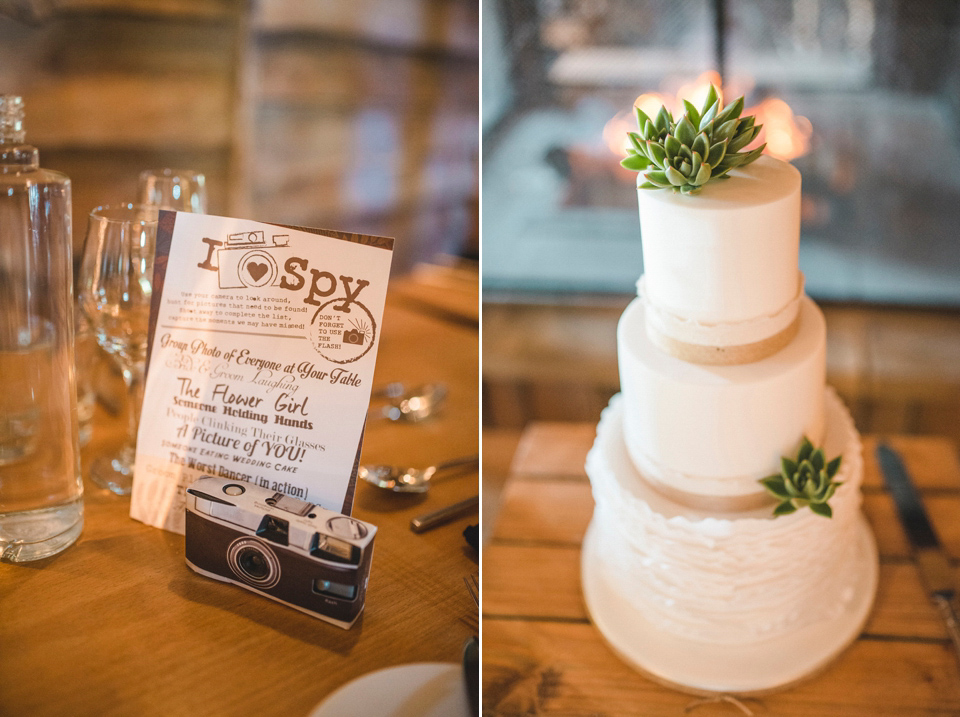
482;0;960;306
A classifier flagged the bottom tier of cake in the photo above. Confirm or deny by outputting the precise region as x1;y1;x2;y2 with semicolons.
582;388;879;693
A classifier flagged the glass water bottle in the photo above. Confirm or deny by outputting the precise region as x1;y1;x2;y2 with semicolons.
0;95;83;562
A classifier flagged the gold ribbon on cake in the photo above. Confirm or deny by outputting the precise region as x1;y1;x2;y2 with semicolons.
646;316;800;366
638;274;805;367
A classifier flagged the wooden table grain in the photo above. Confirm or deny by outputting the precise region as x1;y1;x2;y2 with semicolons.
0;276;479;717
483;423;960;716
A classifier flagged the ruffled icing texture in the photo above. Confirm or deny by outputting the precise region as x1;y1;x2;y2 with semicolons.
585;388;864;645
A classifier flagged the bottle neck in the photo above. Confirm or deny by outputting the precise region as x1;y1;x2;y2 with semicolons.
0;96;37;171
0;142;39;171
0;95;25;138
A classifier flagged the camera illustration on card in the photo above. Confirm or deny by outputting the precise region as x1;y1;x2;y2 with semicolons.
217;231;292;289
185;475;376;628
341;318;371;346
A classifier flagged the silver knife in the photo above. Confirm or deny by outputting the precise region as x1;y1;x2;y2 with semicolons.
877;443;960;662
410;495;479;533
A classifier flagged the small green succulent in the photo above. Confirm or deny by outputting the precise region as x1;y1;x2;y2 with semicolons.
759;437;843;518
620;84;766;195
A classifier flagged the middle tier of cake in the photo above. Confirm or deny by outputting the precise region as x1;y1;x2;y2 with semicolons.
619;293;826;504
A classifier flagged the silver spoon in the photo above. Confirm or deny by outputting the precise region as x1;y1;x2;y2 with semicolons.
358;455;478;493
368;382;447;423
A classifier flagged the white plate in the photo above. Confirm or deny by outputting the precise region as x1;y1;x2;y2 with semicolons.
310;663;471;717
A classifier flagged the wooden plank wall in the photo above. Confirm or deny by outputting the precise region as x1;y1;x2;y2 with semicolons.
0;0;479;274
0;4;240;251
250;26;478;271
249;0;478;273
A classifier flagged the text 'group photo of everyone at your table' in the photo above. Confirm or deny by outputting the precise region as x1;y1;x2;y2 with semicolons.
0;2;479;716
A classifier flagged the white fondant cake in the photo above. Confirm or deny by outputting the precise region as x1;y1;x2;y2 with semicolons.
583;152;878;693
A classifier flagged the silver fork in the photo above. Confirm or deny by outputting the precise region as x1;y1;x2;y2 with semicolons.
463;573;479;634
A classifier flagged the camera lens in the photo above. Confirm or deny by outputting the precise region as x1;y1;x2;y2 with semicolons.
237;547;270;579
227;537;281;589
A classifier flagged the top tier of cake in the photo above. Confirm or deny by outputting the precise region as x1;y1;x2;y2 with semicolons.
637;156;802;352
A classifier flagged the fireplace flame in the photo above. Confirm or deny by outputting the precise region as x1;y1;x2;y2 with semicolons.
603;72;812;163
674;71;725;113
602;109;638;158
746;97;812;161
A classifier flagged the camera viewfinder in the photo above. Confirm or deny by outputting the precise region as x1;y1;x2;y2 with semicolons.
256;514;290;545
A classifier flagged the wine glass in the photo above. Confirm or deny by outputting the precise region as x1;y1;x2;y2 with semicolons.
137;168;207;213
77;204;159;494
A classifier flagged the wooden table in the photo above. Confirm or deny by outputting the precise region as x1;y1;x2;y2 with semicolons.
0;275;478;717
483;423;960;716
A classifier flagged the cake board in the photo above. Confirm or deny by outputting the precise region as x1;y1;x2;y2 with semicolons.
581;511;879;695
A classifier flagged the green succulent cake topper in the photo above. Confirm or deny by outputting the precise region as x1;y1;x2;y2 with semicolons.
759;437;843;518
620;84;766;195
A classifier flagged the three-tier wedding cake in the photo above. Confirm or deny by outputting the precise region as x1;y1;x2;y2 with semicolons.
581;88;879;693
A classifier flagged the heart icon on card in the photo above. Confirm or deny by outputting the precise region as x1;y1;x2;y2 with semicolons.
247;262;269;282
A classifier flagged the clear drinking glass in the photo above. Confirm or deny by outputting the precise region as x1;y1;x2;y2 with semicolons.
74;303;97;448
78;204;159;495
137;168;207;213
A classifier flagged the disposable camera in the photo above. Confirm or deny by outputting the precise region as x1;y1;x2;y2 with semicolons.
185;475;376;629
217;230;293;288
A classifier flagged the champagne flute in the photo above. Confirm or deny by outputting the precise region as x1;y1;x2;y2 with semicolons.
77;204;158;494
137;168;207;213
